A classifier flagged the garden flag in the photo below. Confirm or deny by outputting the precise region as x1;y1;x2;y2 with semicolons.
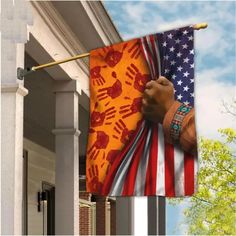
86;25;198;197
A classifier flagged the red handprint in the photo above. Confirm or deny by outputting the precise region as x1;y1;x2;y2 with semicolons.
106;149;120;165
112;119;134;144
119;97;142;119
128;40;142;59
125;63;150;92
90;65;107;86
97;79;122;101
88;131;109;160
91;106;116;127
98;43;128;68
87;165;103;192
103;149;120;175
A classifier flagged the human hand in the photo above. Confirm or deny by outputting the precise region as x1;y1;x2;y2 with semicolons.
141;76;175;123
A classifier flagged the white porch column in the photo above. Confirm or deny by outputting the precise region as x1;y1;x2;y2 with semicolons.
53;80;80;235
1;82;28;235
116;197;134;235
1;0;32;234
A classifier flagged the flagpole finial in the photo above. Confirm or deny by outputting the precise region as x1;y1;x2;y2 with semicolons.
193;23;208;30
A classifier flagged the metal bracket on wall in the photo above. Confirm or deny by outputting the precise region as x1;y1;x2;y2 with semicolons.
17;67;34;80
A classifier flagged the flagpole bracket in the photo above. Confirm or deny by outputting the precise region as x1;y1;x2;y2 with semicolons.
17;67;34;80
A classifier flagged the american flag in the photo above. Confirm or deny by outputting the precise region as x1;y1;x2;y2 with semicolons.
101;26;198;197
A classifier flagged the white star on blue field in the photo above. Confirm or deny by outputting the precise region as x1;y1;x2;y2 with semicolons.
103;1;236;235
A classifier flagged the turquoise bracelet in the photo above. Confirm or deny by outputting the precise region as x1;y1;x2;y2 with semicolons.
170;104;191;142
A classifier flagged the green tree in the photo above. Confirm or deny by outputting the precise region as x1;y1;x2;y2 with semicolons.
170;128;236;235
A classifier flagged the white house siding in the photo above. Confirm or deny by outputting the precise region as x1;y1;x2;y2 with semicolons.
24;138;55;235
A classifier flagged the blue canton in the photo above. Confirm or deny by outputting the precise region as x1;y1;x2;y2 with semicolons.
157;26;194;107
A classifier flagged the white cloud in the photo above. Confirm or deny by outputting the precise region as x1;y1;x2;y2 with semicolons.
122;2;147;23
195;66;236;140
194;24;233;64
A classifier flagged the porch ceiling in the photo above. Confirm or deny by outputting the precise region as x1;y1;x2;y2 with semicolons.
51;1;122;51
25;34;71;81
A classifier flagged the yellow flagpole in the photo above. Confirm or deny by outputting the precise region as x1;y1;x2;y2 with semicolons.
31;52;90;71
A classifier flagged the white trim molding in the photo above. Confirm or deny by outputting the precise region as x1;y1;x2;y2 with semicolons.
1;83;28;96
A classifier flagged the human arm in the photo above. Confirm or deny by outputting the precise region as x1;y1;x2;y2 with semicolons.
141;76;197;155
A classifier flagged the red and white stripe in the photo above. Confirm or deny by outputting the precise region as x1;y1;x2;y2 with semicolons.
101;33;197;197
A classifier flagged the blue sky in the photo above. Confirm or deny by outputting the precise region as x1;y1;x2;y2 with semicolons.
103;1;236;235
